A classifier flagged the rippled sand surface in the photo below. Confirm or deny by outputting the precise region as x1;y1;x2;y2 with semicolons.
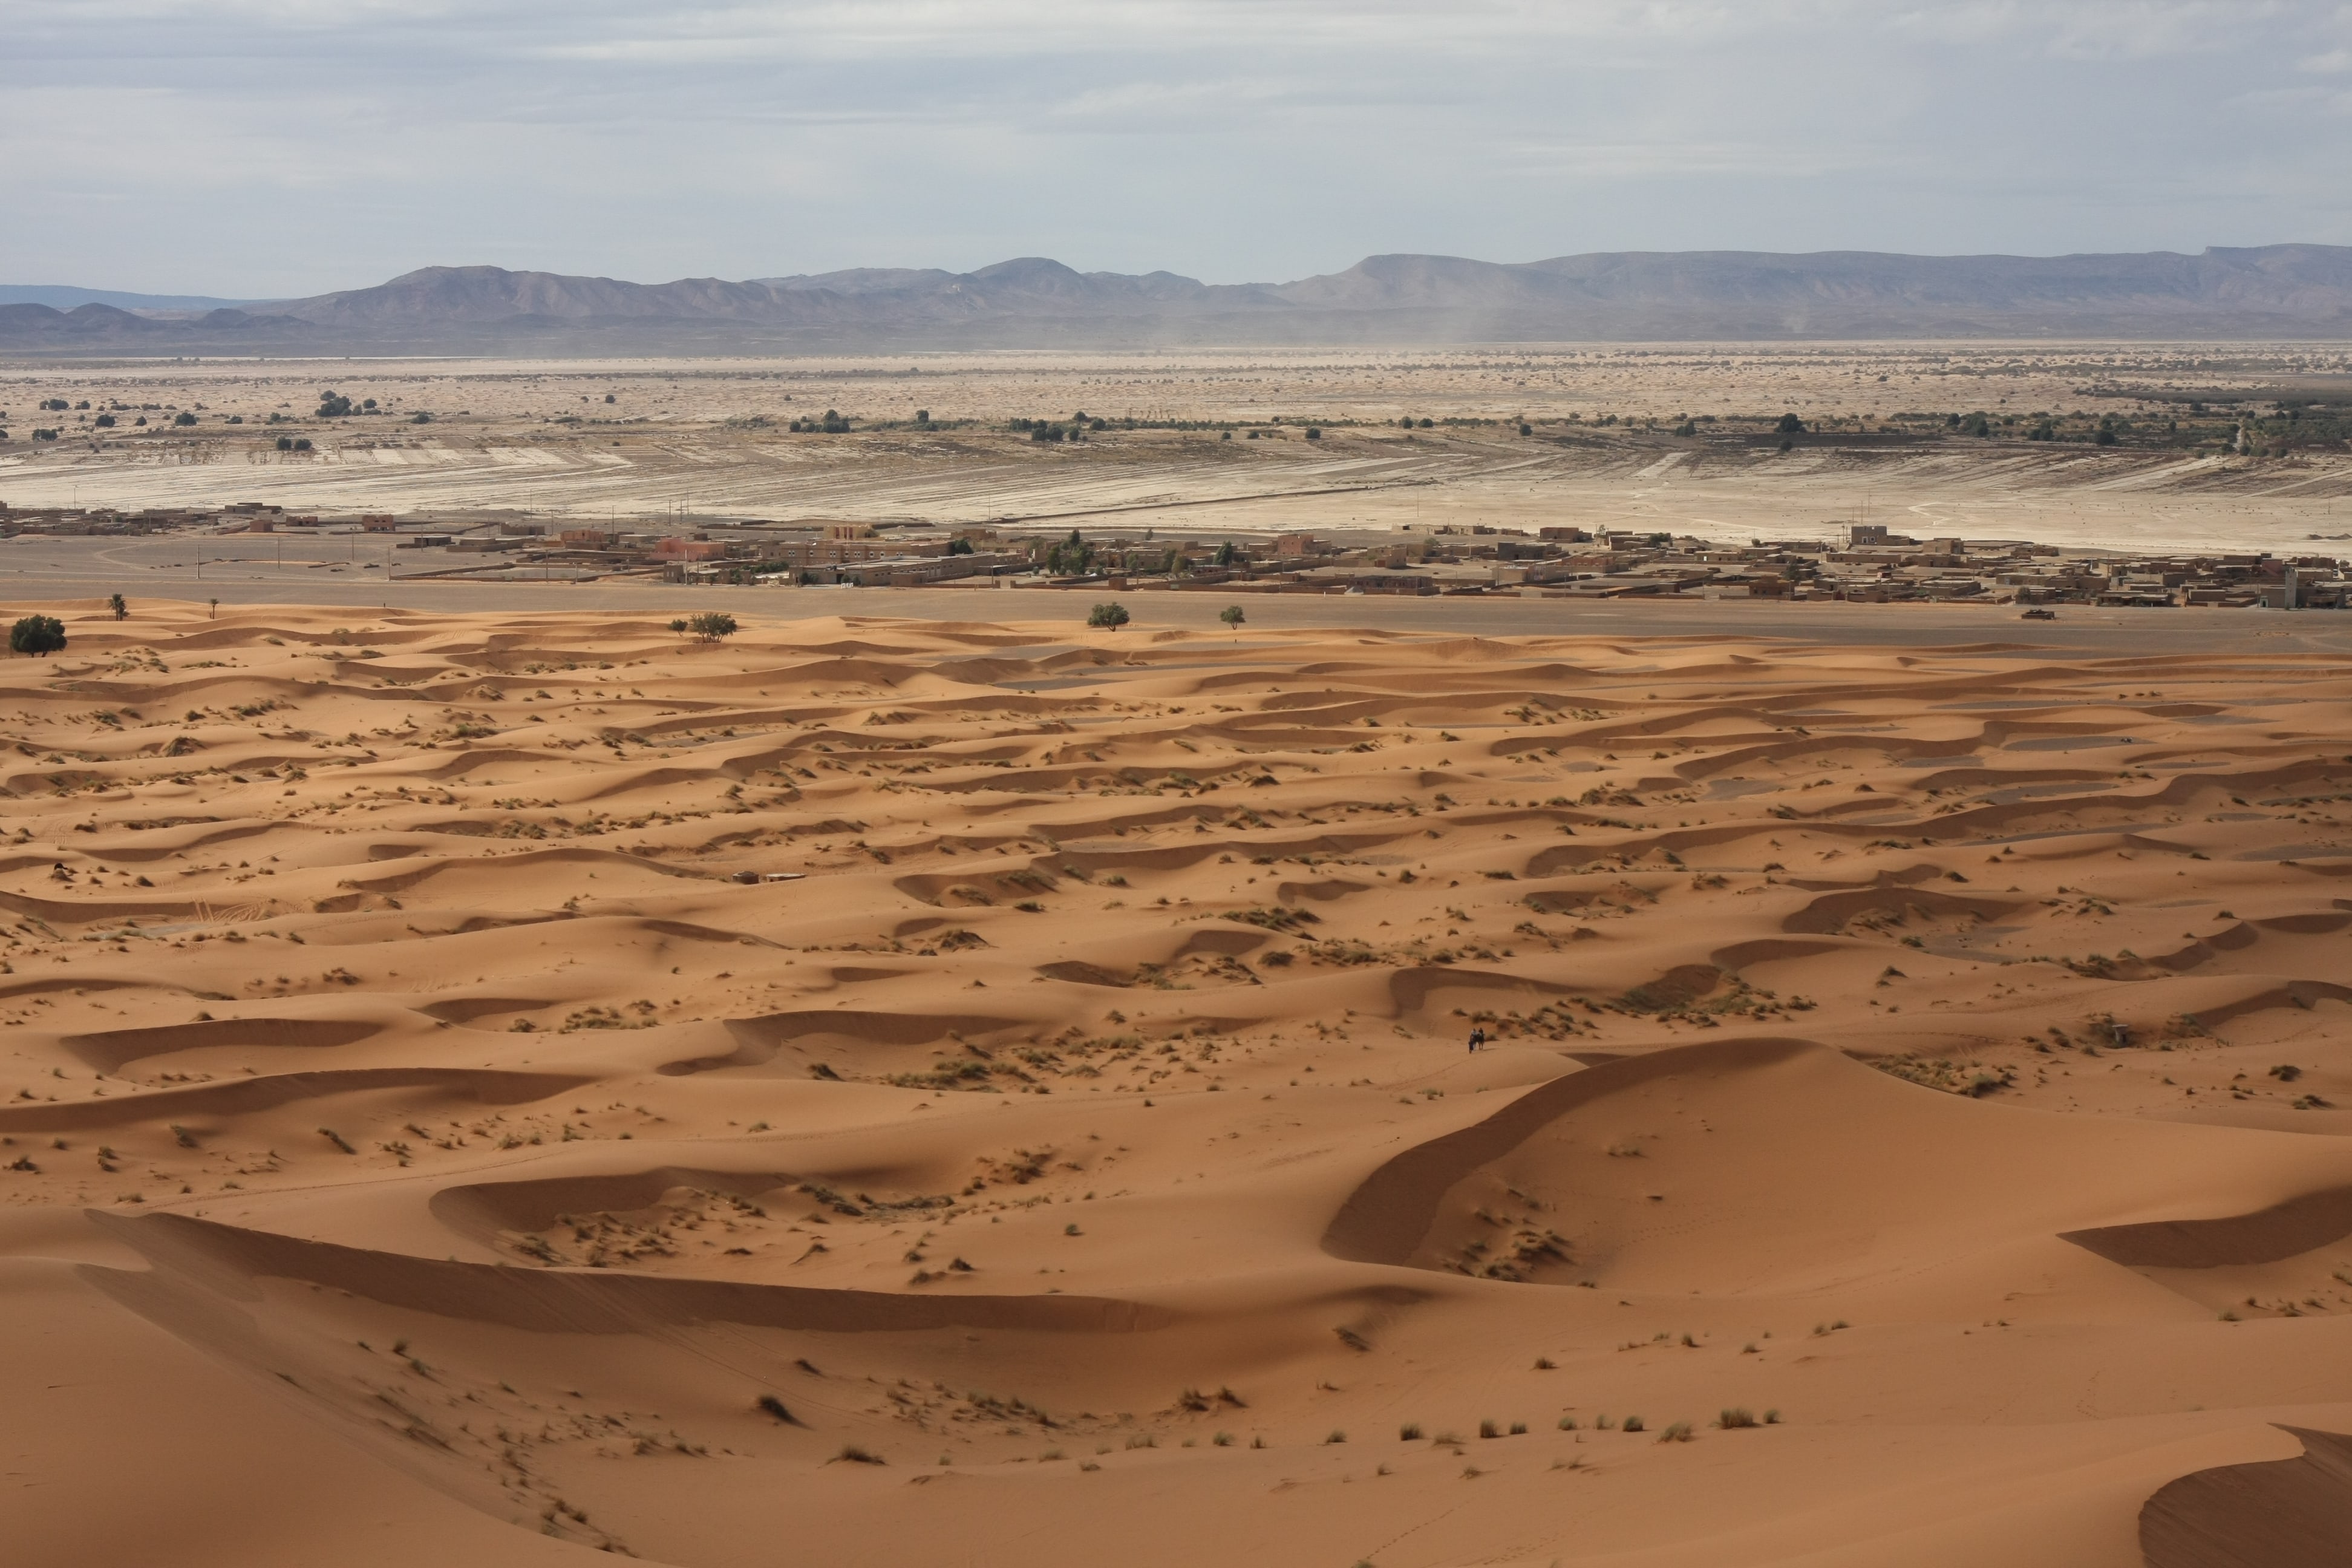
6;598;2352;1566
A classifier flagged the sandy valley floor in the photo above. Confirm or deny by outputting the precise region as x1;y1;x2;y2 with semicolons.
0;598;2348;1564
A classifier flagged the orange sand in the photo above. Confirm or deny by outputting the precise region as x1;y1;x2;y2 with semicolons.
4;598;2350;1565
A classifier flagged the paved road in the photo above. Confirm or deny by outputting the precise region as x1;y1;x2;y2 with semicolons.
5;534;2350;656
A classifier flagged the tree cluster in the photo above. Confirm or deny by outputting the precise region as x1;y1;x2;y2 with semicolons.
1043;529;1095;575
10;615;65;656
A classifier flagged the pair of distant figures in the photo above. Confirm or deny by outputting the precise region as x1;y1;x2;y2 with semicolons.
1468;1027;1487;1053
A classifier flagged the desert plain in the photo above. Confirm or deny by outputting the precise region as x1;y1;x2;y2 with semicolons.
4;345;2352;1567
5;343;2352;572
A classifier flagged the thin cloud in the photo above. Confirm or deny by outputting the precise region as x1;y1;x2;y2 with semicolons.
1;0;2348;294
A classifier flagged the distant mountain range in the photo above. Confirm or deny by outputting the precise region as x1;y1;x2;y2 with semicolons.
0;284;258;312
7;246;2352;353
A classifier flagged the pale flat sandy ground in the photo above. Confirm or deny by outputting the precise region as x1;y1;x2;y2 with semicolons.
4;346;2351;558
2;598;2351;1564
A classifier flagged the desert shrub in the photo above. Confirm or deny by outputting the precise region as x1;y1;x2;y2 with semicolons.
9;615;65;656
1719;1407;1757;1429
1220;604;1246;627
1087;601;1130;630
687;611;738;642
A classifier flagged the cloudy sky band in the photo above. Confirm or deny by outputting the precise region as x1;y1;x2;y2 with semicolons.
2;0;2348;295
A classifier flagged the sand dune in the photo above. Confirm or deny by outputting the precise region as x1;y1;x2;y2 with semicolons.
4;596;2351;1564
2138;1425;2352;1568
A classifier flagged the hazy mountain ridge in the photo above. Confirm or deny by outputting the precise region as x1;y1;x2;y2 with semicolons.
7;246;2352;353
0;285;258;312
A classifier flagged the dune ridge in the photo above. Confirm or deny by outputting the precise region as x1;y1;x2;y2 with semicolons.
2140;1426;2352;1568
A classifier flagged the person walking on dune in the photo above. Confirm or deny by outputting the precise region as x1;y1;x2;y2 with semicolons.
1468;1026;1486;1053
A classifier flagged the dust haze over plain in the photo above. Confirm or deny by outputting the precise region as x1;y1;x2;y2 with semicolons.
7;1;2352;299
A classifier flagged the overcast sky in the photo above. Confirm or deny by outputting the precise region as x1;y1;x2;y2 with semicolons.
6;1;2352;296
